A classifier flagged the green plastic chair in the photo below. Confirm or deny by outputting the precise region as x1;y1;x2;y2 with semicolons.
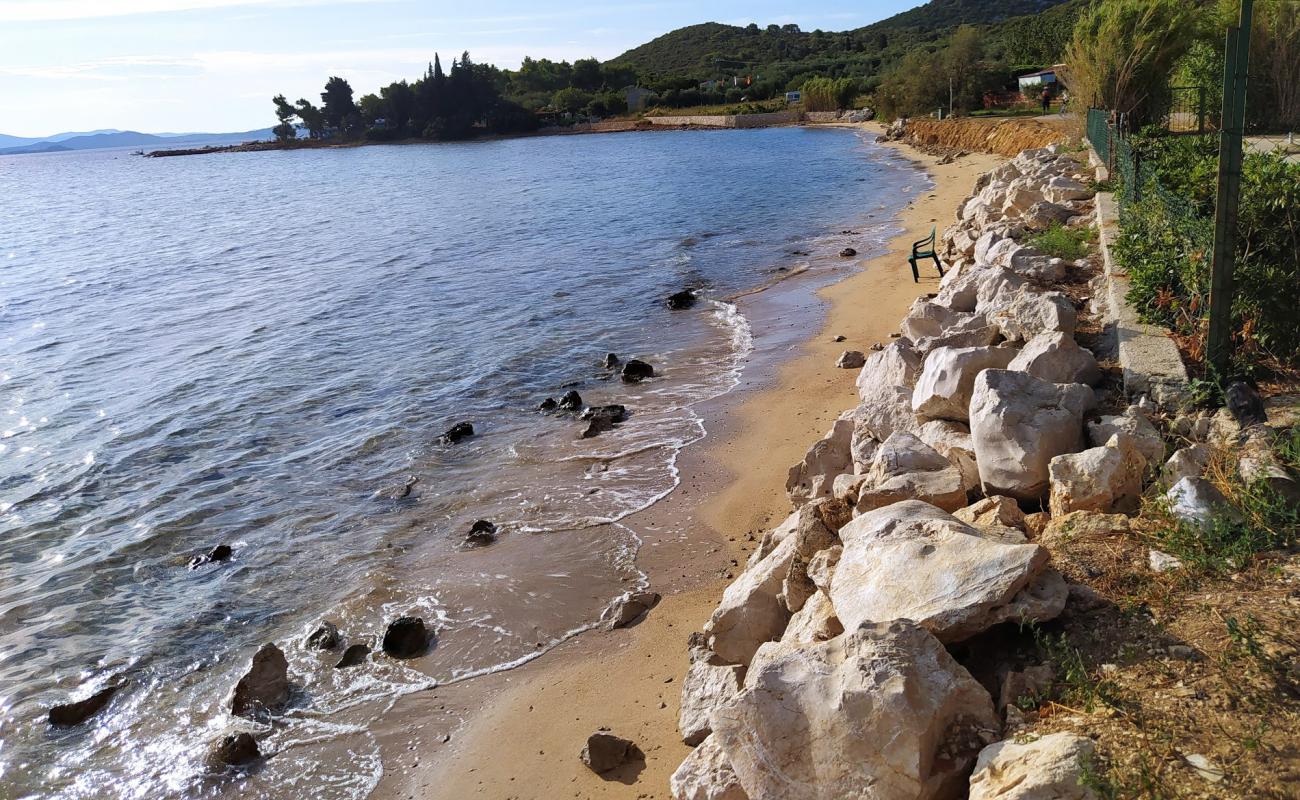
908;226;944;283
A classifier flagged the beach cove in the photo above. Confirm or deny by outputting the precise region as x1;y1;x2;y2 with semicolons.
377;125;1004;799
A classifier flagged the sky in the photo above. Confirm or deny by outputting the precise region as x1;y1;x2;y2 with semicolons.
0;0;918;137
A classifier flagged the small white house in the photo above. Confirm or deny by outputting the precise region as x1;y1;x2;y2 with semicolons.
1017;68;1059;92
785;91;802;104
623;86;656;111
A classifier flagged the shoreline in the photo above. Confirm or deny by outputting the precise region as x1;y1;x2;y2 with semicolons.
373;126;1005;799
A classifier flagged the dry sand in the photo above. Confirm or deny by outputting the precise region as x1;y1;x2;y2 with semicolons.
375;128;1004;800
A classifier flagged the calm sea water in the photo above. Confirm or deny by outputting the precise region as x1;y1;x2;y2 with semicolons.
0;127;921;799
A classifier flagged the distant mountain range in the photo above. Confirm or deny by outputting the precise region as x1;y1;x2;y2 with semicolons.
0;128;275;156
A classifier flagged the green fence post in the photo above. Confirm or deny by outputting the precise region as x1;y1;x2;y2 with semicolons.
1207;0;1253;375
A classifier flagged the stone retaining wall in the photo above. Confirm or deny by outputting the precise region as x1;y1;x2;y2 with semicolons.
645;111;801;129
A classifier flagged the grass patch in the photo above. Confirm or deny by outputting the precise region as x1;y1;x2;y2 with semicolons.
1028;222;1095;261
643;99;787;118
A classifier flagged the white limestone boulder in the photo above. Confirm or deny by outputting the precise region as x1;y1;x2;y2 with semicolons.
954;495;1027;534
1166;476;1240;531
679;661;745;746
1043;175;1095;204
710;620;999;800
785;416;853;507
969;733;1098;800
974;267;1030;312
851;384;918;443
855;432;967;514
912;345;1019;423
1087;406;1165;473
670;736;747;800
916;419;980;491
805;545;840;593
1163;444;1212;486
832;500;1065;643
855;339;922;399
705;533;797;665
1048;433;1147;517
987;289;1076;343
1007;331;1102;386
779;589;843;647
970;370;1093;502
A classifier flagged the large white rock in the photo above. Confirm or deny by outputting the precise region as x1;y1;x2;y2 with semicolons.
988;289;1076;343
855;432;968;514
670;736;748;800
832;500;1064;642
710;620;999;800
1087;406;1165;473
1007;331;1102;386
851;384;918;443
933;265;982;312
913;345;1019;422
969;732;1098;800
779;589;843;647
974;229;1008;264
779;500;844;614
679;661;745;746
970;370;1093;502
1048;433;1146;517
1163;444;1212;486
916;419;980;491
954;495;1026;533
856;339;923;399
785;416;853;507
1166;476;1239;531
705;533;797;665
974;267;1030;312
900;301;994;350
1043;175;1095;204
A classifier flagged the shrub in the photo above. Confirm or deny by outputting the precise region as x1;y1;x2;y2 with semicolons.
1028;222;1094;260
801;76;857;111
1065;0;1197;128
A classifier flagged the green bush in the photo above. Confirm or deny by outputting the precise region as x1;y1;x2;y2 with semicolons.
801;76;857;111
1028;222;1094;260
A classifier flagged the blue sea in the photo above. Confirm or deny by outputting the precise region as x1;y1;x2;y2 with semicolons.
0;127;923;799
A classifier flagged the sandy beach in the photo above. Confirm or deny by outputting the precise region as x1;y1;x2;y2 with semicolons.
375;127;1005;800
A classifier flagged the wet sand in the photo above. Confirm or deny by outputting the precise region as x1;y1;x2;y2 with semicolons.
372;128;1005;800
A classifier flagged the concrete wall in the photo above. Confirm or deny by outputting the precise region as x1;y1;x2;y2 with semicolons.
646;111;801;129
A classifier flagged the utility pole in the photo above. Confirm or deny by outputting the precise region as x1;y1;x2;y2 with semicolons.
1207;0;1253;376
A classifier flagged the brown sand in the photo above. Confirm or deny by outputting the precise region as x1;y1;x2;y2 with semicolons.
375;129;1004;800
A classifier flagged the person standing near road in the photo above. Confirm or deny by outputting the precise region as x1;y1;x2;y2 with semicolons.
1041;87;1052;114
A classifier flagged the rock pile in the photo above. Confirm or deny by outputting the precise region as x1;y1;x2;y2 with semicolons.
668;145;1157;799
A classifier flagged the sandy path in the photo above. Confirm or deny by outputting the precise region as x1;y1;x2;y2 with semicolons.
377;129;1003;800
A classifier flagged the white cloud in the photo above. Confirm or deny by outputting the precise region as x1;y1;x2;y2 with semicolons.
0;0;380;23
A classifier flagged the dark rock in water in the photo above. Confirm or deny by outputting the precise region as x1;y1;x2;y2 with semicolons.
621;360;654;383
600;591;661;630
538;397;558;412
304;621;339;651
230;643;290;719
379;475;419;500
788;250;810;257
579;405;628;439
1225;381;1267;426
602;353;621;370
382;617;429;659
558;390;583;411
441;422;475;444
666;290;697;310
213;732;260;766
581;731;643;774
188;544;233;570
840;247;858;258
334;643;370;669
465;520;498;547
48;681;123;726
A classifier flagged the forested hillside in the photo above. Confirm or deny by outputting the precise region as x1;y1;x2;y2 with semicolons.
608;0;1085;79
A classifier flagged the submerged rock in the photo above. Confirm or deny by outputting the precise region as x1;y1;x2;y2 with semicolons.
602;353;621;369
48;680;124;726
381;617;430;659
558;390;583;411
538;397;558;412
230;643;290;719
212;732;261;767
334;643;370;669
377;476;419;500
465;519;498;546
440;421;475;444
580;404;629;438
581;731;643;774
304;621;340;651
667;290;698;310
621;359;655;383
188;544;233;570
839;247;857;257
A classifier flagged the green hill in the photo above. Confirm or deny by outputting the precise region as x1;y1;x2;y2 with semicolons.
608;0;1086;79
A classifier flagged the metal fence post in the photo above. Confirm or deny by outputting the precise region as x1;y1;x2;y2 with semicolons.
1207;0;1253;375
